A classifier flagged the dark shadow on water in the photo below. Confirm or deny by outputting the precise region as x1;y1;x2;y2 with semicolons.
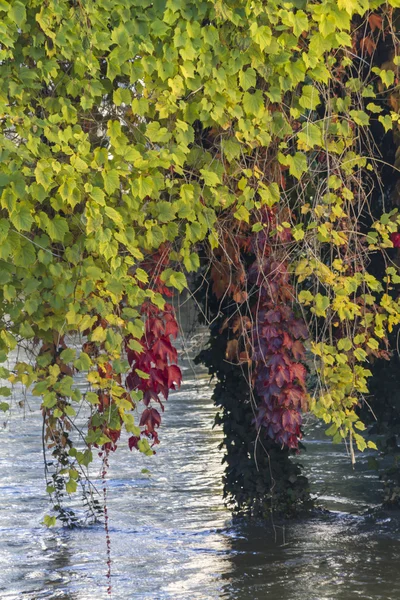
219;510;400;600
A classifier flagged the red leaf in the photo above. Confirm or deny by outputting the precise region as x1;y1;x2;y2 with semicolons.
368;13;383;32
390;232;400;248
274;365;291;387
263;324;280;341
146;317;164;337
290;362;307;383
360;36;376;56
291;339;306;360
128;436;140;450
282;409;301;433
167;364;182;389
165;318;179;338
151;337;178;363
143;389;159;405
149;368;169;398
267;353;290;369
265;309;281;324
282;332;293;350
140;407;162;433
269;335;283;352
289;319;308;340
284;384;305;407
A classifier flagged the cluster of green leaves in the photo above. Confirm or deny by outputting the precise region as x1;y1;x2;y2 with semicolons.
1;0;400;521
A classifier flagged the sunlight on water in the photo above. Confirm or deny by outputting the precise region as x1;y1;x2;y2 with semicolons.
1;352;400;599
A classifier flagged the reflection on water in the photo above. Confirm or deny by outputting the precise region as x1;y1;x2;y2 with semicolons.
1;358;400;599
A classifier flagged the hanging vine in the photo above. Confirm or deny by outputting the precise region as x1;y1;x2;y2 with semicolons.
1;0;400;524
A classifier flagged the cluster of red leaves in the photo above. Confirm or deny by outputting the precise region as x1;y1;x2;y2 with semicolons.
358;12;383;57
209;209;308;449
250;214;308;449
126;301;181;450
125;249;182;451
253;297;308;448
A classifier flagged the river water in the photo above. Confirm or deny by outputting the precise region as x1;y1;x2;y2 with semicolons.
1;347;400;600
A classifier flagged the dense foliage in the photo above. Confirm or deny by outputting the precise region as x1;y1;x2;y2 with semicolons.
196;260;312;516
1;0;400;520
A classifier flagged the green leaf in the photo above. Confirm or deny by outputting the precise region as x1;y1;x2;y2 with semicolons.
160;268;187;292
90;187;106;205
135;368;150;380
63;405;76;417
250;23;272;51
337;338;352;351
74;352;92;371
157;201;176;223
325;423;338;436
43;515;57;527
0;218;9;243
137;176;154;199
221;138;241;162
14;241;36;266
234;205;250;223
367;337;379;350
10;206;33;232
183;251;200;272
354;348;368;362
113;87;131;106
279;152;308;180
146;122;172;143
19;321;35;338
128;339;143;353
104;206;124;226
378;115;392;133
298;290;313;304
239;68;256;91
9;1;26;26
146;225;165;249
349;110;370;127
66;479;78;494
299;85;321;111
372;67;395;88
60;348;76;363
354;421;366;431
135;268;148;283
314;293;330;317
337;0;361;15
297;123;322;148
86;392;100;405
199;170;221;187
366;103;383;114
34;161;53;190
46;216;69;242
243;90;264;117
91;327;107;343
103;170;120;194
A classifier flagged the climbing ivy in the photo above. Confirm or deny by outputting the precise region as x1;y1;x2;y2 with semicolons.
1;0;400;520
195;249;312;516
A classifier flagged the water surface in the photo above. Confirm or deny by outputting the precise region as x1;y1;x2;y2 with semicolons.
0;355;399;599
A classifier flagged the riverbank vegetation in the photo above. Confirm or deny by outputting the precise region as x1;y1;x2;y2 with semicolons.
1;0;400;522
